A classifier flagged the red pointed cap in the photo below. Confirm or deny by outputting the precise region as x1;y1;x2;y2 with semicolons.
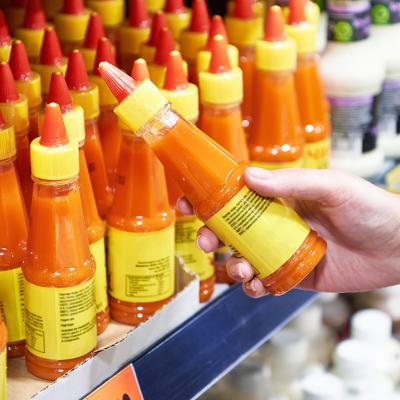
264;6;286;42
207;15;227;49
189;0;210;33
83;13;105;49
163;51;188;91
93;36;117;76
147;11;167;46
98;61;137;102
0;10;10;43
48;72;73;113
62;0;85;15
165;0;185;13
233;0;255;19
288;0;307;24
65;50;90;90
40;102;69;147
0;110;6;128
40;27;64;65
129;0;150;27
154;28;175;65
0;63;19;103
209;34;231;74
9;40;32;80
131;58;150;82
23;0;47;29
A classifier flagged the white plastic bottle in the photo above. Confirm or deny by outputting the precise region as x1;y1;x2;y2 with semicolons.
370;0;400;157
320;0;385;178
301;371;345;400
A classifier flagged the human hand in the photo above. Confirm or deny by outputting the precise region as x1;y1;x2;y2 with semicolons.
177;167;400;298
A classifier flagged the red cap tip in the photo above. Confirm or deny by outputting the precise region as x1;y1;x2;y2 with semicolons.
98;62;137;102
83;12;105;49
208;34;231;74
129;0;150;27
0;10;10;43
40;102;69;147
9;40;32;80
154;27;175;65
165;0;185;13
189;0;210;33
48;72;73;113
93;37;117;76
264;5;286;42
23;0;47;29
62;0;85;15
207;15;227;49
65;50;90;90
40;27;64;65
288;0;307;24
131;58;150;82
233;0;256;19
0;62;19;103
147;11;167;46
163;50;188;91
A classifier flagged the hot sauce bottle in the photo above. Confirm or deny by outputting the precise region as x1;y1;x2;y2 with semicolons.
164;0;191;40
9;40;43;143
107;61;175;325
0;112;28;357
249;6;304;169
0;10;12;63
160;52;216;302
99;61;326;295
66;50;113;218
225;0;264;134
23;103;96;380
0;317;6;398
0;62;32;211
91;37;121;189
47;72;109;335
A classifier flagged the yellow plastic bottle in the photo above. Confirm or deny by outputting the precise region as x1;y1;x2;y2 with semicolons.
164;0;191;40
145;0;165;14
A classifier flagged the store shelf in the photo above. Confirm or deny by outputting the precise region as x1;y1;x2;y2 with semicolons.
85;286;317;399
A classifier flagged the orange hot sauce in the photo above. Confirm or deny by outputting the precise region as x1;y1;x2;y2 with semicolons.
23;103;96;381
9;40;43;143
226;0;264;134
99;62;326;295
107;60;175;324
199;35;249;284
249;5;304;169
0;62;32;211
47;72;109;335
91;37;121;189
161;53;216;302
0;112;28;358
66;50;113;218
286;0;330;168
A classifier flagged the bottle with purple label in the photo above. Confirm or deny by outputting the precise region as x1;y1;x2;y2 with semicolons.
371;0;400;158
320;0;385;178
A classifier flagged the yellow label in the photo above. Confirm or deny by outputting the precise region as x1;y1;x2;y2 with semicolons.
108;225;175;303
251;159;303;170
0;268;25;342
206;186;311;279
303;138;330;169
90;238;108;314
24;279;96;360
175;216;214;281
0;349;5;400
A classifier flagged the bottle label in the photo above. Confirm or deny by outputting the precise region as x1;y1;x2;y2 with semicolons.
175;215;214;281
213;246;233;265
90;238;108;315
250;159;303;170
303;137;331;169
328;3;371;42
25;279;96;360
371;0;400;24
0;349;5;400
0;268;25;342
108;225;175;303
378;80;400;138
206;186;311;279
328;95;380;158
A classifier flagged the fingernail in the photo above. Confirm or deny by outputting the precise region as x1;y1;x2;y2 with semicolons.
245;280;257;292
197;234;209;252
246;167;272;179
229;263;245;279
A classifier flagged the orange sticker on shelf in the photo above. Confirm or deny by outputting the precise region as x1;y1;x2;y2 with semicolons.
84;365;144;400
